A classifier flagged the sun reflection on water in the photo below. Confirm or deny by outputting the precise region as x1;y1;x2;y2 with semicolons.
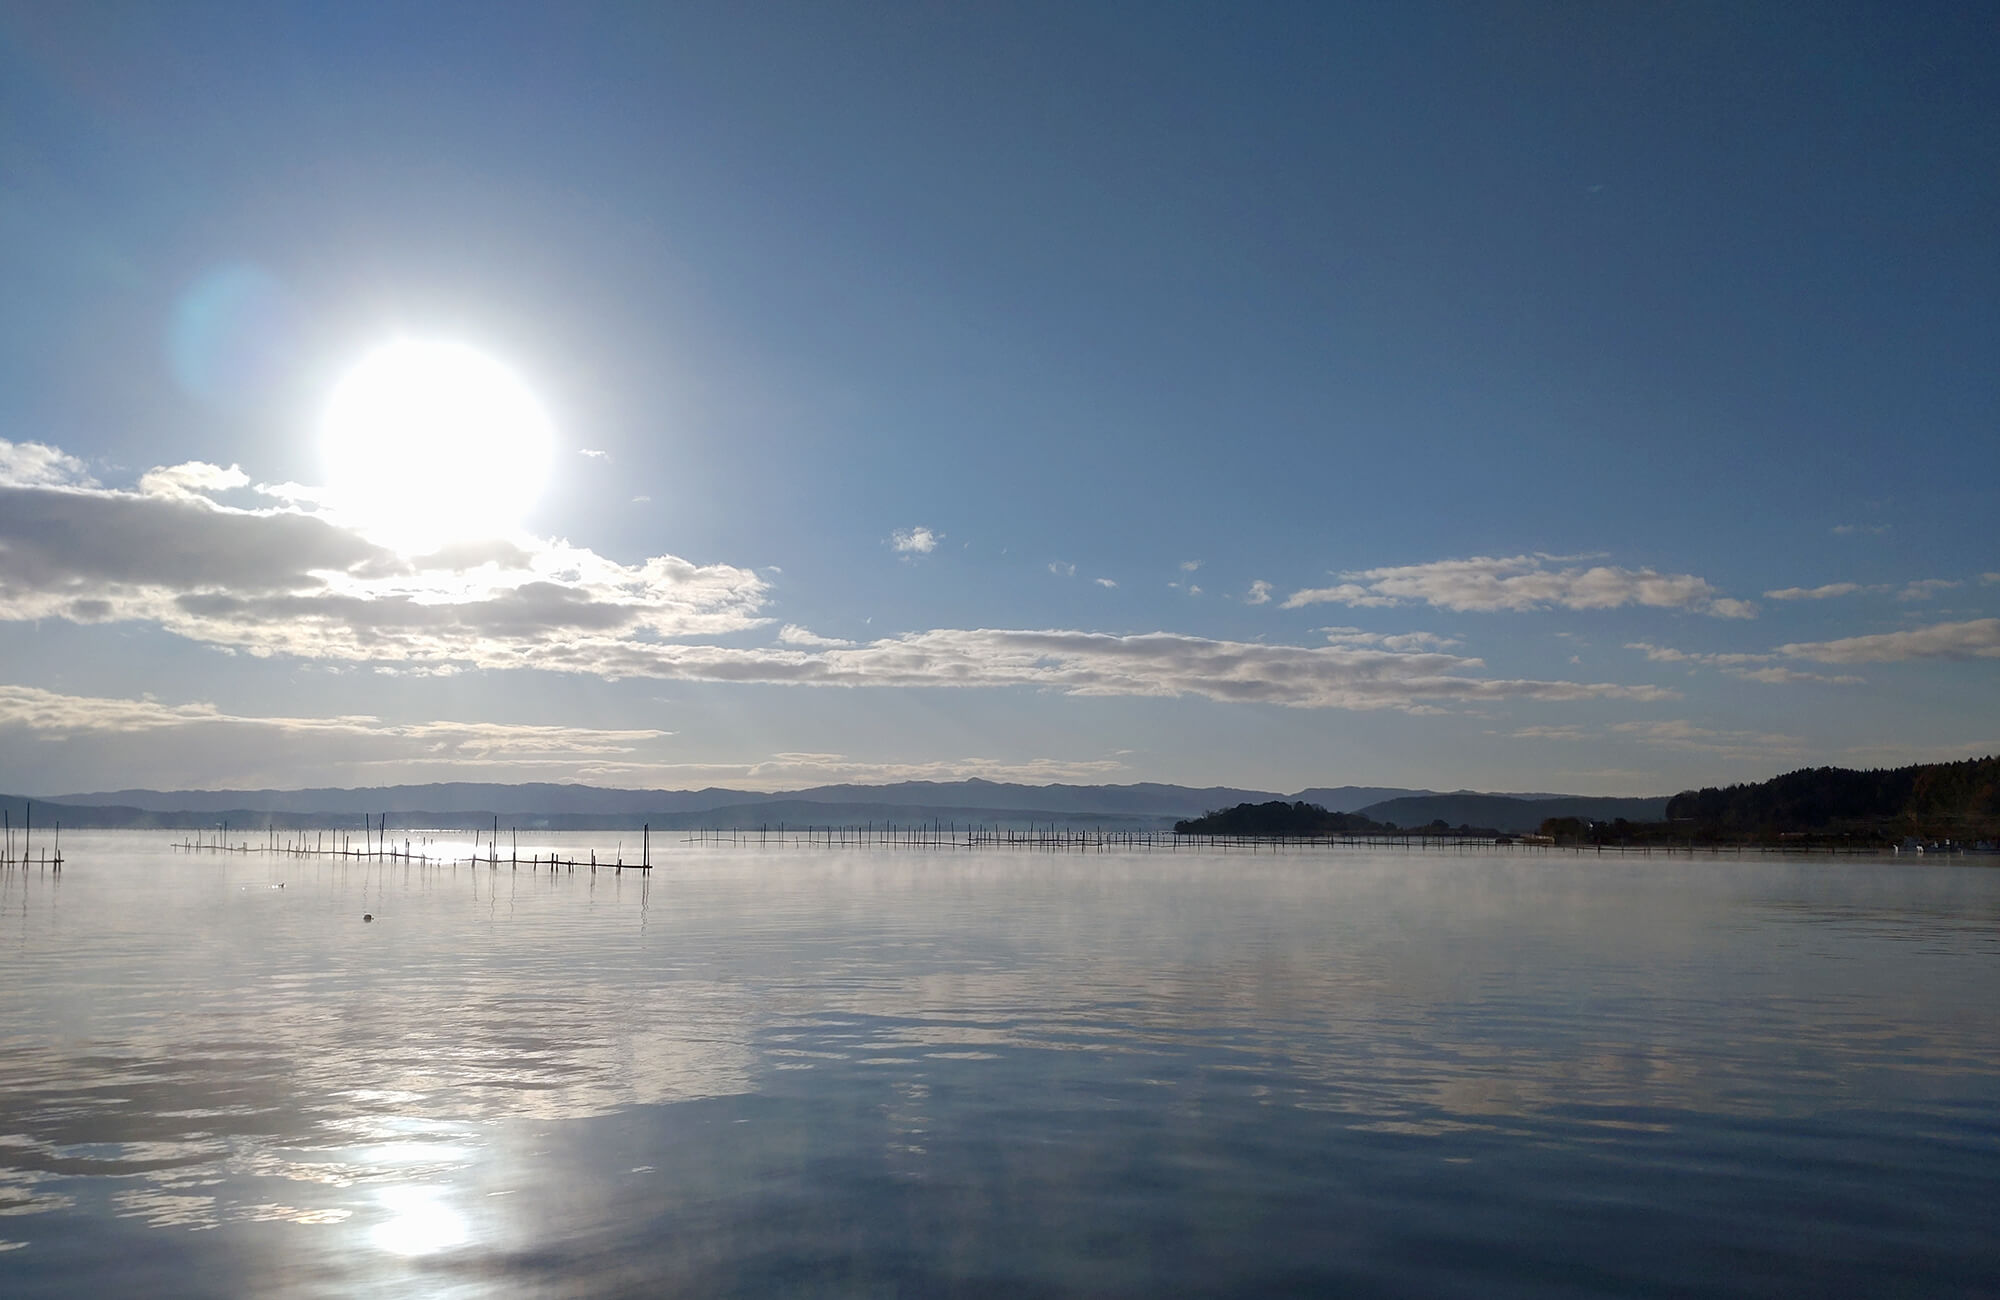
369;1184;470;1257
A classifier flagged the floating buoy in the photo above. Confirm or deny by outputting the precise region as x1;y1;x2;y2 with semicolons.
363;913;373;922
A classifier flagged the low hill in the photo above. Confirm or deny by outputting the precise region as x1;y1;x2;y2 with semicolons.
1667;755;2000;838
1174;802;1400;837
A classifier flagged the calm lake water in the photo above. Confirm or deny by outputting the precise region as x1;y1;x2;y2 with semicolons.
1;833;1996;1297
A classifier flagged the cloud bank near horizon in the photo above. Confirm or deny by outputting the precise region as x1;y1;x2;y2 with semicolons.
0;683;1137;791
0;441;1673;714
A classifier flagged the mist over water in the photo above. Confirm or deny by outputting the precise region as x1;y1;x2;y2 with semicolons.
2;834;1996;1296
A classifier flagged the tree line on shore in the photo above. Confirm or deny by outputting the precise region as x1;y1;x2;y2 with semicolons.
1176;755;2000;846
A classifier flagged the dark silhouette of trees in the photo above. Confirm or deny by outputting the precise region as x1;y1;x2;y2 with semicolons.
1174;801;1496;838
1665;755;2000;839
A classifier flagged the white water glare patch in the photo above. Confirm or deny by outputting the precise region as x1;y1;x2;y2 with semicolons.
370;1184;470;1256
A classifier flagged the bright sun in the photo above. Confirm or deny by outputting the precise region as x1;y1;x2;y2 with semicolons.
321;338;555;553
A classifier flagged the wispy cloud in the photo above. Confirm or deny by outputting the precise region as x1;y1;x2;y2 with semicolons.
0;682;669;767
1512;718;1809;761
519;628;1676;712
1720;666;1865;685
1832;523;1891;536
1624;641;1862;684
1179;559;1202;572
1764;582;1867;600
1048;560;1076;577
891;525;941;555
1244;579;1273;605
739;753;1128;785
1093;577;1117;589
0;683;1134;789
1626;642;1776;668
1284;554;1754;618
1779;617;2000;664
1282;583;1396;609
1323;628;1461;652
1607;720;1806;759
578;448;609;460
1895;578;1962;601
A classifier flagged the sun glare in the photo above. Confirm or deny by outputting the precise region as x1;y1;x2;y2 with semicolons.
321;339;555;553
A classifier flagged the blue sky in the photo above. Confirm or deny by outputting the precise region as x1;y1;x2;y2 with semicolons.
1;2;1994;796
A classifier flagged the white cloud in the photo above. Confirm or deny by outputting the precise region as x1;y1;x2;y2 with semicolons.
1832;523;1891;536
1764;582;1866;600
1625;642;1777;670
1616;636;1864;680
1720;666;1866;685
1895;578;1962;601
579;448;609;460
776;625;855;648
1982;573;2000;586
891;526;941;554
1093;577;1117;588
2;443;1688;717
1778;618;2000;664
515;627;1676;712
1048;561;1076;577
739;753;1129;785
137;461;250;499
0;684;1133;789
0;456;771;667
1616;640;1864;684
1285;554;1753;617
1283;583;1396;609
1244;580;1273;605
0;438;92;488
1180;559;1202;572
1608;720;1806;759
0;683;668;761
1322;628;1461;652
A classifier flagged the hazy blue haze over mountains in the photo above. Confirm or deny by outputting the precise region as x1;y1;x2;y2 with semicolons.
26;781;1671;833
53;780;1409;817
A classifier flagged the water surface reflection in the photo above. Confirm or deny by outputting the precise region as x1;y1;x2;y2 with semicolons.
1;836;1995;1295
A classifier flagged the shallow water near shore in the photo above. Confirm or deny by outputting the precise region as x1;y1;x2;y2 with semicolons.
2;833;1996;1296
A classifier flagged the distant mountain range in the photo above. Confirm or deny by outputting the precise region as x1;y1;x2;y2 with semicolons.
7;779;1670;834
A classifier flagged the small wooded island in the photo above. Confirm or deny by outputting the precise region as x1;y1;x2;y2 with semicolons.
1173;801;1500;839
